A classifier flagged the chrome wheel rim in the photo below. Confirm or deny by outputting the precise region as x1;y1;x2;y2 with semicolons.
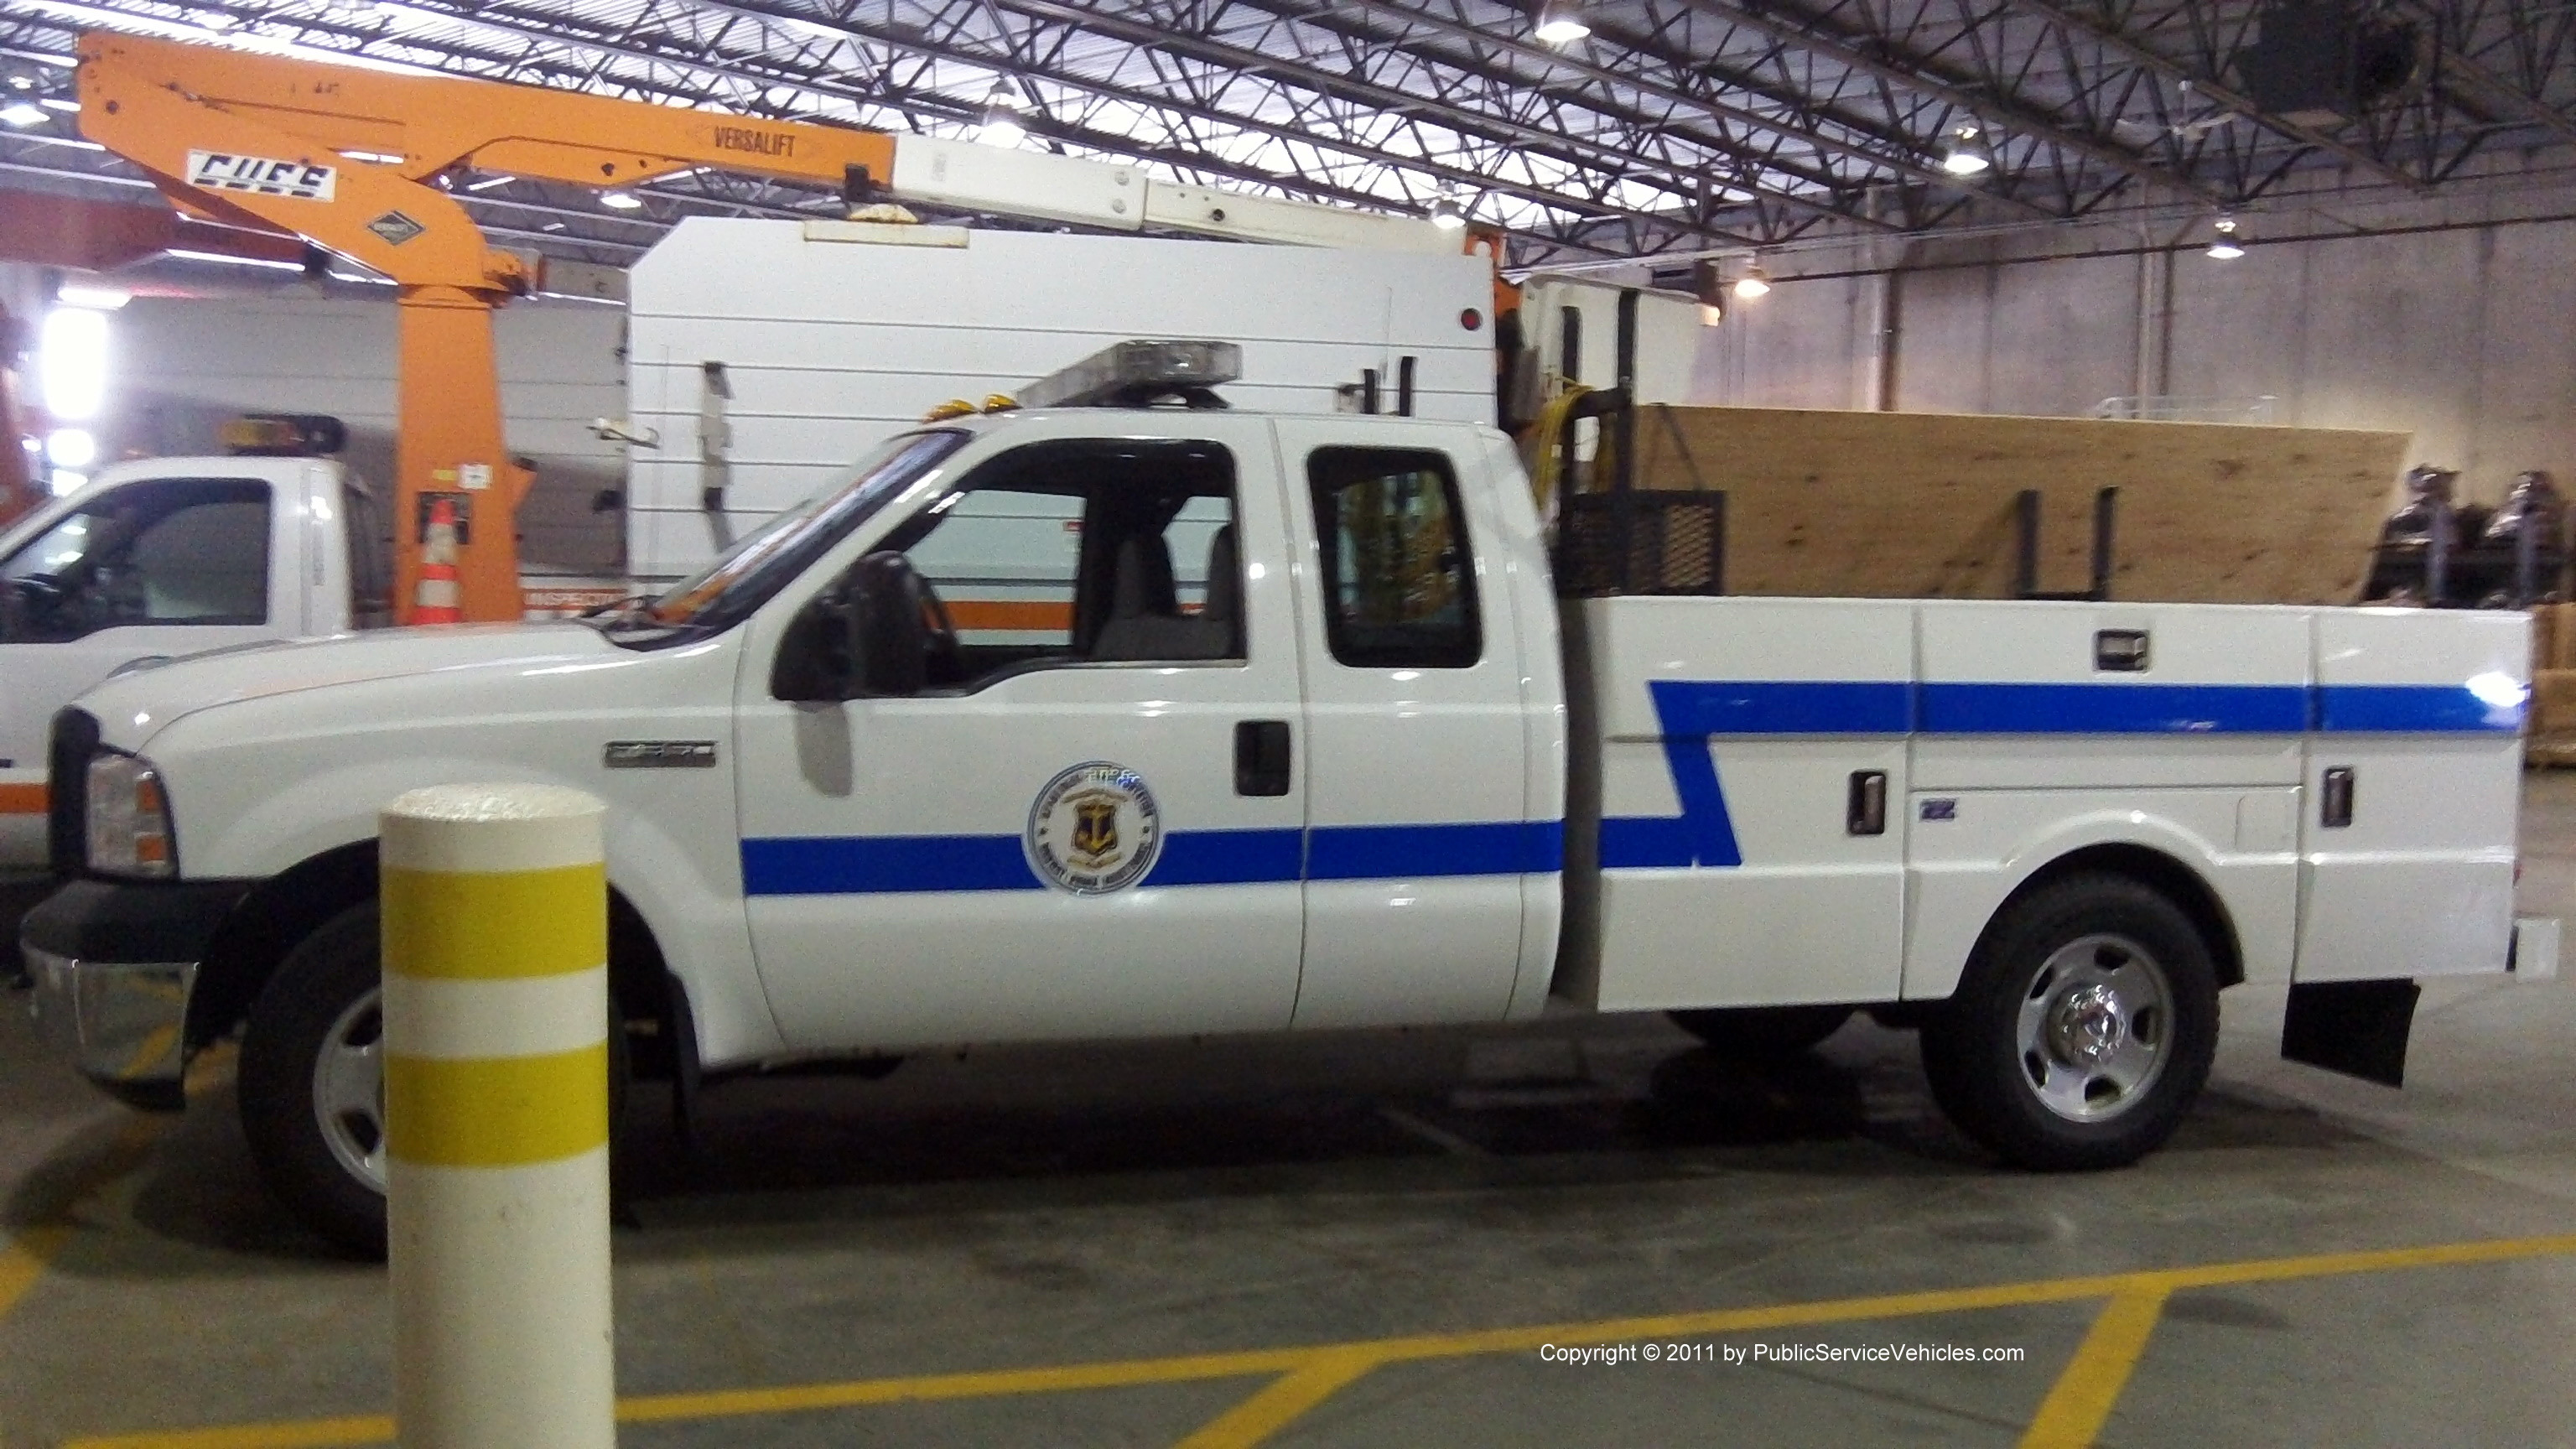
2012;933;2173;1124
312;987;388;1195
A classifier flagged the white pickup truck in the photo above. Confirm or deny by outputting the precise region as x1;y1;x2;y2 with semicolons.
21;343;2558;1255
0;451;392;883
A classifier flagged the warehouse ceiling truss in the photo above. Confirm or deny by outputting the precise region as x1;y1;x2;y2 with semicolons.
3;0;2575;268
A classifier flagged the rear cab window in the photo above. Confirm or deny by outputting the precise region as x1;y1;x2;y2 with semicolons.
1305;446;1481;669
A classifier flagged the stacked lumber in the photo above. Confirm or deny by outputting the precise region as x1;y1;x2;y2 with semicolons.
2530;605;2576;766
1626;406;2410;605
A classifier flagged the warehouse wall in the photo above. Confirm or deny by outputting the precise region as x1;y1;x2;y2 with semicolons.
94;293;627;573
1699;216;2576;505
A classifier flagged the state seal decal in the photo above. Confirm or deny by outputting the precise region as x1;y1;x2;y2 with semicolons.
1026;761;1164;894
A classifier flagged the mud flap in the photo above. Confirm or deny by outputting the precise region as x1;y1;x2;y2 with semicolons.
2281;979;2420;1088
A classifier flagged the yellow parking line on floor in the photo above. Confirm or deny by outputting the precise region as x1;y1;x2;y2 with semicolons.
0;1115;164;1330
0;1225;70;1322
1171;1348;1385;1449
57;1229;2576;1449
2018;1286;2171;1449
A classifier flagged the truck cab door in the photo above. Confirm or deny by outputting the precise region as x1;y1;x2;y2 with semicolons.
0;473;288;870
732;418;1309;1052
1268;420;1544;1027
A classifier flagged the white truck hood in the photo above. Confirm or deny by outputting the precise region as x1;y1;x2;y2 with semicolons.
75;624;621;750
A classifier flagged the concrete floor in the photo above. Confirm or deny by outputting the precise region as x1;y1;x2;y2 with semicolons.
10;782;2576;1447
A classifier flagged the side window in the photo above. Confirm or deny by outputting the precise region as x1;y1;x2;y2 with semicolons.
342;481;394;629
1306;447;1480;669
873;439;1243;691
0;479;272;643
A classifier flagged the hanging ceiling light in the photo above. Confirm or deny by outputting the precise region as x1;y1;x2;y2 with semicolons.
600;190;644;210
1533;0;1590;44
1427;191;1467;231
2205;214;2246;260
1732;262;1772;300
1940;123;1993;178
1692;260;1725;326
978;84;1030;148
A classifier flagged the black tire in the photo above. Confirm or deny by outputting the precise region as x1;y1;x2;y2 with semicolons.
1921;873;2220;1171
238;902;632;1259
238;904;391;1258
1668;1004;1855;1057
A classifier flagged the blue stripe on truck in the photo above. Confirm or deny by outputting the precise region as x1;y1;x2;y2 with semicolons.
1599;677;2526;871
741;821;1561;896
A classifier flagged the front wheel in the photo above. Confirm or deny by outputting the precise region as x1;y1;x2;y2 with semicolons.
237;902;630;1259
1921;875;2219;1171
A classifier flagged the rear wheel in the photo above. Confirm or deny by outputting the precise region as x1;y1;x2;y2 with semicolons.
237;902;631;1259
1922;874;2219;1170
1668;1004;1854;1057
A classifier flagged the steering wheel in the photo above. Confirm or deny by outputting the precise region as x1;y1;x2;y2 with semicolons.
916;574;963;683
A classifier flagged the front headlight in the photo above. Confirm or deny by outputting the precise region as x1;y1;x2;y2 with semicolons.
86;752;174;880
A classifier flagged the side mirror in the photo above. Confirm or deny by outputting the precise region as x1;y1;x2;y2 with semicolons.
845;551;929;698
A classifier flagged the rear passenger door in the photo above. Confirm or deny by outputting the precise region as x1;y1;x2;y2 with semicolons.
1271;422;1538;1027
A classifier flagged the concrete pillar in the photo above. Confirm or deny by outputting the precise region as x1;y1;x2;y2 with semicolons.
381;783;615;1449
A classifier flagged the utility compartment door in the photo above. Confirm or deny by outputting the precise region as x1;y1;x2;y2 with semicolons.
2298;610;2527;982
1570;596;1913;1012
1270;420;1543;1028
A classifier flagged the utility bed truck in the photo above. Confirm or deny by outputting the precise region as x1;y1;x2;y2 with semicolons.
23;342;2559;1255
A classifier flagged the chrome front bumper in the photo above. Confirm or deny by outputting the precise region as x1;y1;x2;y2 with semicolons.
26;944;196;1109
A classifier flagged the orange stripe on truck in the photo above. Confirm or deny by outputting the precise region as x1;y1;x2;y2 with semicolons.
946;600;1074;631
0;783;47;816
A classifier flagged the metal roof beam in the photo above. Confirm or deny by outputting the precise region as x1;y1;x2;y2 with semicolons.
2002;0;2425;192
1670;0;2229;206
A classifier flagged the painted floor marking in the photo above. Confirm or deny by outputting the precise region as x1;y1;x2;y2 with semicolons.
2018;1285;2172;1449
56;1229;2576;1449
0;1115;164;1327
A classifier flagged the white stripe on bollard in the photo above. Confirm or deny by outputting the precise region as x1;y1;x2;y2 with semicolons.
382;784;614;1449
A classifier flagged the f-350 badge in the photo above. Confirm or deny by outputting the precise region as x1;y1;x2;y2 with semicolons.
1026;761;1162;894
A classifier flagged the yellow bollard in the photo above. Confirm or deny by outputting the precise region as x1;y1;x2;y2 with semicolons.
381;784;614;1449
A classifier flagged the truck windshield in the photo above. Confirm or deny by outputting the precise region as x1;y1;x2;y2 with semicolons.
609;429;968;641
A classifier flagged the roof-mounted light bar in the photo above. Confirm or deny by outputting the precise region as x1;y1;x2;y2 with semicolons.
1017;340;1242;410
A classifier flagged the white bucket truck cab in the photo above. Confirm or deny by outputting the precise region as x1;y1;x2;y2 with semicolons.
0;418;392;883
21;340;2558;1255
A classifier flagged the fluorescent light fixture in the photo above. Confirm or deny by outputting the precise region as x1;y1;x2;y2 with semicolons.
164;247;306;272
40;306;109;423
1732;263;1771;300
49;470;87;497
1533;3;1590;44
1940;124;1992;177
2206;214;2246;260
978;85;1029;147
39;97;79;112
600;190;645;210
197;8;236;29
1427;192;1467;231
0;101;45;127
465;172;515;191
46;428;96;469
336;148;404;164
55;283;129;309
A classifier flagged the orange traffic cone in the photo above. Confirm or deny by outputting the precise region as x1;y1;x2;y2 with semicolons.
413;496;465;625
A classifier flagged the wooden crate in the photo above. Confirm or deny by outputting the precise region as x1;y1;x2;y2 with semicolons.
1625;405;2409;605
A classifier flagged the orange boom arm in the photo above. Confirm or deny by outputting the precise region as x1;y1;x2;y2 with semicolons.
78;31;896;622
